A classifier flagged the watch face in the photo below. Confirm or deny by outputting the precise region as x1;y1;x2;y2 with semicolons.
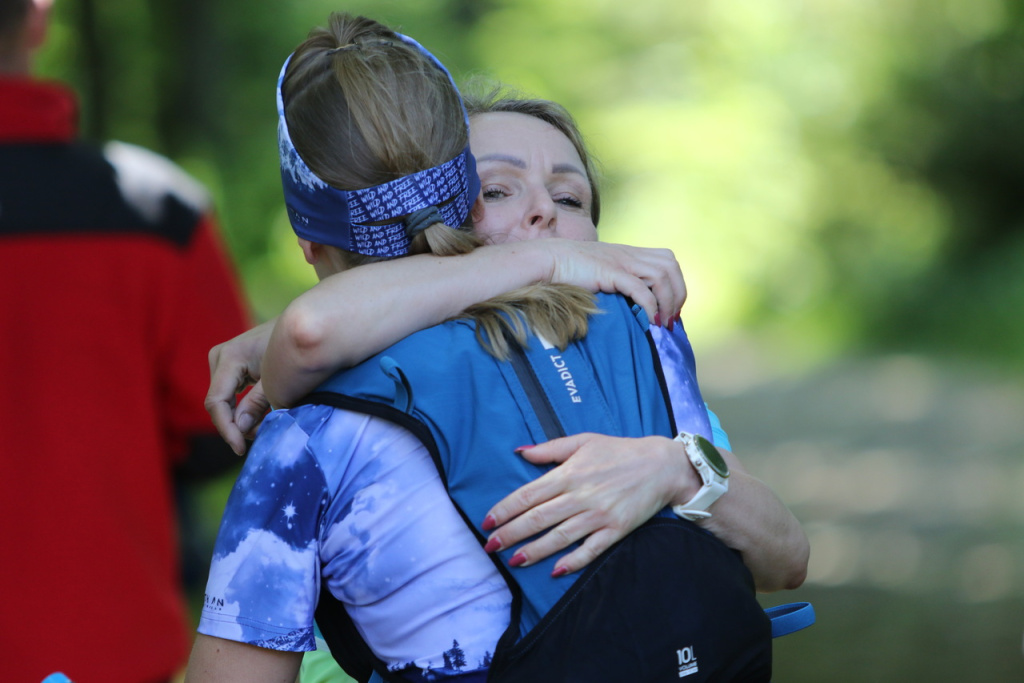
694;435;729;478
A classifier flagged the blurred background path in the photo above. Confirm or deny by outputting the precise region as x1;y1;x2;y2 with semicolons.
701;345;1024;682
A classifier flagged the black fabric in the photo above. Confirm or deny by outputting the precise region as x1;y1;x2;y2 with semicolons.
312;513;771;682
314;581;383;683
487;517;772;683
0;143;199;246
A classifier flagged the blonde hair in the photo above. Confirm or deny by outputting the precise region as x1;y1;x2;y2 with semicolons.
284;13;598;359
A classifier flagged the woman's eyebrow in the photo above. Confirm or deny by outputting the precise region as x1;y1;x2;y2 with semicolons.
552;163;586;178
476;154;586;179
476;153;526;168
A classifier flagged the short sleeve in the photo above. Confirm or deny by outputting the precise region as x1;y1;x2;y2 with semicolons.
705;405;732;451
649;324;713;439
197;407;332;651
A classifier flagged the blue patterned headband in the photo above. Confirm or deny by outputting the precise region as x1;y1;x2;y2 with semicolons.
277;33;480;258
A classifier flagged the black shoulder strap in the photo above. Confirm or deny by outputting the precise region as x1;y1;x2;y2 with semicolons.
313;580;378;683
506;343;566;441
643;327;678;434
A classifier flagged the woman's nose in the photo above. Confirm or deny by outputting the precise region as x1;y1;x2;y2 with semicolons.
521;192;556;236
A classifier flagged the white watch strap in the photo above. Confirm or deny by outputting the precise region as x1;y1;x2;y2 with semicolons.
671;506;713;521
672;431;728;521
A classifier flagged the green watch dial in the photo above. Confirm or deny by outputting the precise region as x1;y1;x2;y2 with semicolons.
694;434;730;478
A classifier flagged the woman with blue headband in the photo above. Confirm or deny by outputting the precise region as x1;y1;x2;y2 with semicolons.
206;86;806;589
187;13;804;683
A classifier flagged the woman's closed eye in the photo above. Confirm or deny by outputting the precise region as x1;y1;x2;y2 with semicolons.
555;194;584;209
481;186;510;201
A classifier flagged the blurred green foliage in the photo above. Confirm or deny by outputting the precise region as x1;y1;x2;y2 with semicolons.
36;0;1024;365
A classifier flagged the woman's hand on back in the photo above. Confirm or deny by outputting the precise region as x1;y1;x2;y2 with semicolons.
481;433;698;576
483;431;811;591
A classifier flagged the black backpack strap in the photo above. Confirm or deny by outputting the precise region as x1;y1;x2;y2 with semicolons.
641;321;679;435
506;343;566;441
313;579;380;683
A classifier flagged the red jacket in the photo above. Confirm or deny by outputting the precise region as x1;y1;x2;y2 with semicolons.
0;76;249;683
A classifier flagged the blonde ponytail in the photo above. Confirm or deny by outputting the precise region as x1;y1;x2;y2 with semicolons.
410;224;598;360
461;284;598;360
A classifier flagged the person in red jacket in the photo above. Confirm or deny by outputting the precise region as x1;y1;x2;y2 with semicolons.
0;1;250;681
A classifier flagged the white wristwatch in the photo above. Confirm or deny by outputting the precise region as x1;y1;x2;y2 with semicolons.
671;431;730;521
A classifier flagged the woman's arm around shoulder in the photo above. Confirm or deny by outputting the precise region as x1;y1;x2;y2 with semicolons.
263;239;687;407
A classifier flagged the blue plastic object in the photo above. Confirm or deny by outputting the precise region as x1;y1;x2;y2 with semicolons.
765;601;816;638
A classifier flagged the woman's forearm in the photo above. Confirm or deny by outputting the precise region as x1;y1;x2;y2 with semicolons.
262;238;688;407
695;451;810;592
263;242;556;407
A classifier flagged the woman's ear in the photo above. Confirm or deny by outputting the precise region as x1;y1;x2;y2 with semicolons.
297;237;319;265
299;238;348;279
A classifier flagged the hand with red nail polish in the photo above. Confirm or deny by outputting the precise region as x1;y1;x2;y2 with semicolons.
545;240;687;332
480;432;692;578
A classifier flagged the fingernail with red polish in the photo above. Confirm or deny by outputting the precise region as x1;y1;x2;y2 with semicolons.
481;514;497;531
514;445;535;453
551;566;569;578
508;552;527;567
653;312;662;327
483;537;501;553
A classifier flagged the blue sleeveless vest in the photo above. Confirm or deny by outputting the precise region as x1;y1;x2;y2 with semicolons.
305;293;773;682
310;294;708;631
